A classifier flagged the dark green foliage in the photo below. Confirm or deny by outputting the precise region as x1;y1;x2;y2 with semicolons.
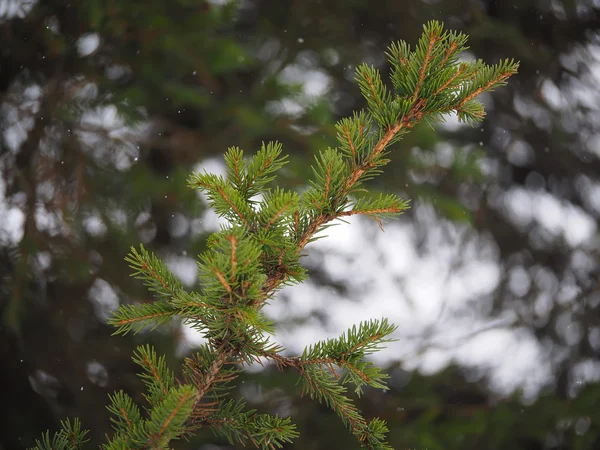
30;21;517;450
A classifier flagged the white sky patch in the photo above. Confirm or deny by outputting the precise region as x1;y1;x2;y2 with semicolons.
169;213;189;238
506;140;535;166
0;205;25;244
108;208;128;229
77;103;148;170
77;33;101;57
0;172;25;243
2;84;41;152
35;205;67;237
584;134;600;160
86;360;109;387
165;255;198;287
192;157;228;181
503;187;596;246
267;63;331;118
540;79;568;110
448;259;500;300
0;0;37;20
88;278;119;322
453;327;553;399
81;104;119;130
413;347;452;375
266;99;304;117
267;282;338;320
439;110;471;131
404;259;448;324
83;213;107;237
571;359;600;387
36;251;52;270
280;65;330;98
198;208;228;233
180;321;208;356
513;94;552;130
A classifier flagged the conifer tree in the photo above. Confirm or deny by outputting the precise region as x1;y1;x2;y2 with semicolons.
30;21;517;450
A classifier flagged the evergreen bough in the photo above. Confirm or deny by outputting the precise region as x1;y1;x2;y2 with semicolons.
31;21;518;450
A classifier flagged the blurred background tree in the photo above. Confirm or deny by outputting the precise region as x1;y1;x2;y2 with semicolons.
1;0;599;449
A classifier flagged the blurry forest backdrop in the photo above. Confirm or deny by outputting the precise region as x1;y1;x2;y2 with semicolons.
1;0;600;449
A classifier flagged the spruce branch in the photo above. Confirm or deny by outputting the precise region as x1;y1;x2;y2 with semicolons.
32;419;89;450
244;141;289;197
31;20;517;450
125;245;185;302
335;111;375;168
188;171;256;227
108;301;179;336
106;391;142;435
295;21;517;253
261;319;397;397
300;365;366;432
340;193;411;231
204;399;299;450
109;245;207;336
132;345;177;406
183;20;515;447
142;385;196;446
